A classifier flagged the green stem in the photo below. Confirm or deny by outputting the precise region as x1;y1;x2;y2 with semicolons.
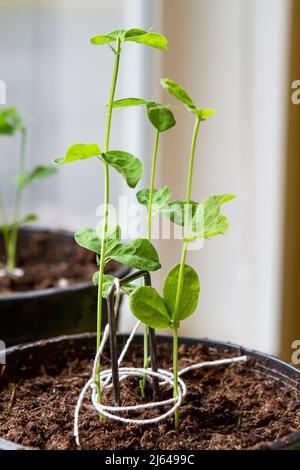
173;327;179;428
140;324;149;397
7;127;26;272
140;130;160;397
147;130;160;239
95;38;122;403
185;117;201;227
0;188;9;258
0;187;7;224
172;116;201;427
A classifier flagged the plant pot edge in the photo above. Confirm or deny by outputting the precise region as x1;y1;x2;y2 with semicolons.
0;225;129;302
1;332;299;451
0;227;130;345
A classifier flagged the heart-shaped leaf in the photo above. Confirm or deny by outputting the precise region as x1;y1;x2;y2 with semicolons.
129;286;171;328
124;29;167;50
54;143;101;165
136;186;171;218
102;150;143;188
92;273;136;297
145;101;176;132
161;79;195;109
163;264;200;322
108;238;161;271
0;108;24;135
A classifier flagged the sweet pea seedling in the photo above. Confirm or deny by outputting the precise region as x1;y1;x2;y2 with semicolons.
53;28;167;404
129;79;236;427
0;107;57;276
112;96;175;395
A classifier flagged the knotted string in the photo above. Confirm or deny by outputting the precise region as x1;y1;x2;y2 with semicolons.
74;279;247;447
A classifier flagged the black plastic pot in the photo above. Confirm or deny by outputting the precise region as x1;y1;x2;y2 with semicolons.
0;333;299;450
0;228;130;346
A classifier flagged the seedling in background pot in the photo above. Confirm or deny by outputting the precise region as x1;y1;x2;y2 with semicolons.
0;107;57;277
53;28;168;404
112;96;175;395
129;79;236;427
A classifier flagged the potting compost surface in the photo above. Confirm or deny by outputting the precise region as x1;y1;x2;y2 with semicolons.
0;340;299;449
0;231;118;293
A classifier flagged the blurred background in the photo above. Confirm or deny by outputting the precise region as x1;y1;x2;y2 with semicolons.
0;0;299;360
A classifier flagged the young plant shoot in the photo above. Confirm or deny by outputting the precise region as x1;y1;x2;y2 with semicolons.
53;28;167;403
0;107;57;277
129;79;236;427
112;96;175;395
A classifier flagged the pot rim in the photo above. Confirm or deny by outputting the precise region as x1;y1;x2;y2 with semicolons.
0;226;130;302
1;332;299;450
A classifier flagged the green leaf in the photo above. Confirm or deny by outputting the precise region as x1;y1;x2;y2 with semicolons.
186;194;236;241
145;101;176;132
19;213;38;226
161;80;216;119
191;108;216;120
129;286;171;329
136;186;171;218
92;273;113;290
108;238;161;271
203;214;229;238
102;225;121;255
112;98;176;133
11;165;57;189
162;199;198;226
53;143;101;165
124;29;167;50
75;225;121;256
21;213;38;224
202;194;235;224
92;273;136;297
163;264;200;322
90;29;167;50
102;150;143;188
74;227;101;254
112;98;148;108
28;165;57;183
90;29;126;45
0;107;24;135
0;213;38;232
160;79;195;108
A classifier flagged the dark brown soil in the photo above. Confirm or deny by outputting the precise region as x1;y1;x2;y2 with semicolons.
0;340;299;450
0;229;118;294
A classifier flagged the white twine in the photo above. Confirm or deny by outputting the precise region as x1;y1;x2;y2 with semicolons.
0;266;24;278
74;280;248;447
